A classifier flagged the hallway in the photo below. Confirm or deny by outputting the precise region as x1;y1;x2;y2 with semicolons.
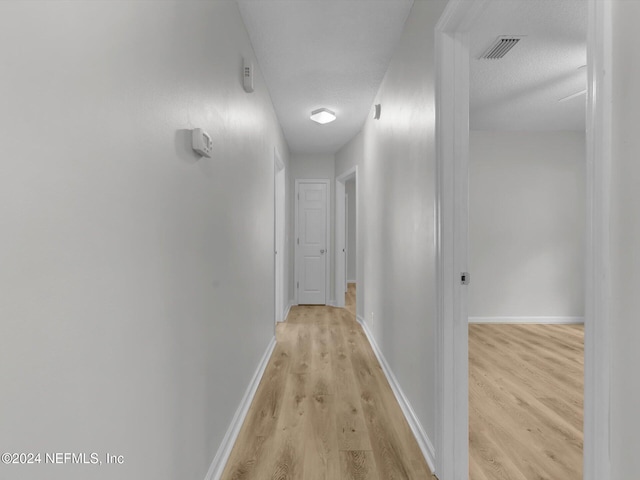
2;2;637;480
221;293;431;479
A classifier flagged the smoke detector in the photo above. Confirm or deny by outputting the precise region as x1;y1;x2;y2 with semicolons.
480;36;525;59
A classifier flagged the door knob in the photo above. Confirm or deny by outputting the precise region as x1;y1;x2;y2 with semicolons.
320;249;325;254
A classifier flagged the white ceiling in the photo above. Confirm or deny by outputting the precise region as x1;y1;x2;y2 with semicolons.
237;0;414;154
470;0;587;131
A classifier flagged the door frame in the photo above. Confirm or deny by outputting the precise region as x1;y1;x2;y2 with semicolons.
434;1;612;479
335;166;358;309
345;191;349;292
274;148;286;325
294;179;331;305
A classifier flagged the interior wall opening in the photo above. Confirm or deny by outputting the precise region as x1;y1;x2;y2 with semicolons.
466;1;587;478
345;177;357;316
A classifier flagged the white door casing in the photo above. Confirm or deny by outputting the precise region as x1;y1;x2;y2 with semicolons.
335;166;357;310
295;180;329;305
345;192;349;293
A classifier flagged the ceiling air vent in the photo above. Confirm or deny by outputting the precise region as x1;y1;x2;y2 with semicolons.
480;36;524;59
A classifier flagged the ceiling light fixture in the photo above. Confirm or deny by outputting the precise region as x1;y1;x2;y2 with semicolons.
558;89;587;103
310;108;336;125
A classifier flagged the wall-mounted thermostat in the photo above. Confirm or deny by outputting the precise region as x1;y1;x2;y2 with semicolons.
192;128;212;158
243;58;254;93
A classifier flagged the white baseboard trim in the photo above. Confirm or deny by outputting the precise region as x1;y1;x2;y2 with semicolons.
469;316;584;324
204;336;277;480
327;299;336;307
356;317;436;473
356;314;366;325
279;302;294;322
347;279;356;284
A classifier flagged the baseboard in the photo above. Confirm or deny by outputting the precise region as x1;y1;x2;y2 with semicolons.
469;316;584;324
357;318;436;473
280;302;294;322
327;299;336;307
204;336;277;480
347;279;356;284
356;314;366;325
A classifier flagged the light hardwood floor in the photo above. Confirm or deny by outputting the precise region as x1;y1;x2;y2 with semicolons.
469;323;584;480
345;283;356;317
221;286;432;480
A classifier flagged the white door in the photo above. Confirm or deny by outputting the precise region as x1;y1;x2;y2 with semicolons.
297;182;328;305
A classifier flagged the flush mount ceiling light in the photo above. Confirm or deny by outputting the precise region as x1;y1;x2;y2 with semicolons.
310;108;336;125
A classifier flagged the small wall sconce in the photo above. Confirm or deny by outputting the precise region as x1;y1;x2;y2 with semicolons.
373;104;382;120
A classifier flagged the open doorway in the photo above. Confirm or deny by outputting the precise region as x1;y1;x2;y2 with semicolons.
335;166;358;315
434;0;611;478
468;131;586;478
467;2;586;478
345;178;356;316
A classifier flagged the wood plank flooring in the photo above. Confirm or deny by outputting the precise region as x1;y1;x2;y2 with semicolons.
345;283;356;317
221;286;432;480
469;323;584;480
221;287;583;479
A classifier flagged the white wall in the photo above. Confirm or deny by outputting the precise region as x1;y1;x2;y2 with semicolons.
611;0;640;476
0;2;289;480
346;179;357;282
334;0;448;451
290;153;335;304
336;131;361;175
469;131;586;319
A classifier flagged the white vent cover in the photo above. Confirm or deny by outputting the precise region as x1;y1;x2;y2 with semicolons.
480;36;524;59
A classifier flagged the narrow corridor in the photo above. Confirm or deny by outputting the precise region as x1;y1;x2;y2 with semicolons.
221;290;431;479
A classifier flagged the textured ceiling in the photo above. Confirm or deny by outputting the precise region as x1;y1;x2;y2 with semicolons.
470;0;587;131
237;0;414;154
